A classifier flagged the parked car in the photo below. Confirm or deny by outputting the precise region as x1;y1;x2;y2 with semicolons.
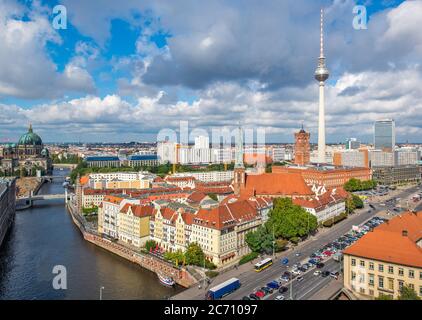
255;290;265;298
249;294;260;300
316;262;325;269
313;270;321;276
261;286;273;294
267;281;280;289
279;286;288;293
296;276;304;282
330;272;340;280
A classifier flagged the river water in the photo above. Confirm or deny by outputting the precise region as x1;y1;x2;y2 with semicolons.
0;169;182;300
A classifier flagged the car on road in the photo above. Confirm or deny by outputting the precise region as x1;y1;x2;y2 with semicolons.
261;286;273;294
275;295;285;300
321;271;330;277
267;281;280;289
249;294;260;300
313;270;321;276
281;258;289;265
279;286;288;293
254;290;265;298
316;262;325;268
242;296;251;300
296;276;304;282
330;272;340;280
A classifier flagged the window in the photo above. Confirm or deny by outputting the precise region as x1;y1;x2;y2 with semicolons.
398;268;404;276
419;286;422;297
369;289;374;296
409;270;415;278
388;266;394;274
360;260;365;267
369;274;374;287
369;262;374;271
409;284;415;290
351;258;356;266
379;264;384;272
398;280;404;291
388;278;394;291
351;271;356;281
378;276;384;288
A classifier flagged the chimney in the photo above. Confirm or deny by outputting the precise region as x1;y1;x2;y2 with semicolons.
402;230;408;237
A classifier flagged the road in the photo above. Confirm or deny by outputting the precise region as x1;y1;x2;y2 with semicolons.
223;185;420;300
172;184;420;300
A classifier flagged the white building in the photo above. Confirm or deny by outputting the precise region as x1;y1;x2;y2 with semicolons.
157;141;178;164
173;171;234;182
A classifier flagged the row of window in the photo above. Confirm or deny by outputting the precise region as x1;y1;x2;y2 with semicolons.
351;258;422;279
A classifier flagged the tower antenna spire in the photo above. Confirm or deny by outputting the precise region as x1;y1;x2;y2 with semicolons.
320;8;324;58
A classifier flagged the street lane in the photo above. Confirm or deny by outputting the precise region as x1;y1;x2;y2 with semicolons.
224;185;419;300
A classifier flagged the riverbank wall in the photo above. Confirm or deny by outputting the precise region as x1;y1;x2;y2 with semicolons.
66;202;197;289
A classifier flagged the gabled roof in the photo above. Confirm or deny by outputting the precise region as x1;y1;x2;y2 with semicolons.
120;204;154;217
242;173;313;197
187;191;207;204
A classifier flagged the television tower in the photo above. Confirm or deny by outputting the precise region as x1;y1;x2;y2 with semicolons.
314;8;329;164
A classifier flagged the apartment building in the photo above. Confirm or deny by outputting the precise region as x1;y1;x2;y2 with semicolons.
343;211;422;299
118;204;154;247
0;178;16;248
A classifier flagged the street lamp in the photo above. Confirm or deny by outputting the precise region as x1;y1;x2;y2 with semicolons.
272;225;275;258
99;286;105;300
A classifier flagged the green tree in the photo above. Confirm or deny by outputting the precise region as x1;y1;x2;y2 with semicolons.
207;193;218;201
352;194;364;209
266;198;318;240
398;285;421;300
145;240;158;252
185;242;205;266
376;294;393;300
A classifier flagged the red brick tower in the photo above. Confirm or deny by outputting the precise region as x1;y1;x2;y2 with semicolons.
294;125;310;166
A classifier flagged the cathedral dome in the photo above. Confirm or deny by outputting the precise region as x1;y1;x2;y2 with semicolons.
18;124;43;146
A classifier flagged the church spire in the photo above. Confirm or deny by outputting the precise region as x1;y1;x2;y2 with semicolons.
28;123;33;133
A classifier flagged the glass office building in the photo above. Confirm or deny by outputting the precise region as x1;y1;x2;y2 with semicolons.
374;119;395;151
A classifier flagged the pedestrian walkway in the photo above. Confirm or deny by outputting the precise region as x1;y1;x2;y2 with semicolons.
308;277;343;300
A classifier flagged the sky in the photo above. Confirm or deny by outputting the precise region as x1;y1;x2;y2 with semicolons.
1;0;421;144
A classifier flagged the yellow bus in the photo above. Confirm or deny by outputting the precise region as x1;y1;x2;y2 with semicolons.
254;258;273;272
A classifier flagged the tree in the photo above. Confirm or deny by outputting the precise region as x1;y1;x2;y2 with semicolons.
376;294;393;300
164;250;185;266
398;285;421;300
185;242;205;266
266;198;318;240
207;193;218;201
145;240;157;252
352;194;364;209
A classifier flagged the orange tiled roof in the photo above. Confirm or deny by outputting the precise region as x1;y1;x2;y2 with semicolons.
343;211;422;268
80;175;89;186
103;195;124;204
292;188;348;211
194;199;259;230
187;191;207;204
242;173;313;197
120;204;154;217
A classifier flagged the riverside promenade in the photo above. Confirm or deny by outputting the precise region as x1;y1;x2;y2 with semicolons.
66;201;197;288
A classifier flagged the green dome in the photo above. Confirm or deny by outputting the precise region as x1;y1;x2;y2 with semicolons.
18;124;43;146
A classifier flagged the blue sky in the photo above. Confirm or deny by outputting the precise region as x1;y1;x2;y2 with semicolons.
1;0;421;143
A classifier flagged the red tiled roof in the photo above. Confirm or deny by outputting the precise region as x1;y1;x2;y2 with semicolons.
121;204;154;217
242;173;313;197
343;211;422;268
103;195;124;204
194;200;259;230
293;188;347;211
187;191;207;204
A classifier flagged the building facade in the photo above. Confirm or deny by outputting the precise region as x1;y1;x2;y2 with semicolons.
343;211;422;300
372;165;421;186
374;119;395;151
0;125;52;175
0;178;16;248
294;127;311;166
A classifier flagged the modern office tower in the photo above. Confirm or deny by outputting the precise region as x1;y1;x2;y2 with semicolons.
374;119;395;151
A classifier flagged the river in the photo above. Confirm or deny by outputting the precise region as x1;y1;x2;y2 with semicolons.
0;169;182;300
